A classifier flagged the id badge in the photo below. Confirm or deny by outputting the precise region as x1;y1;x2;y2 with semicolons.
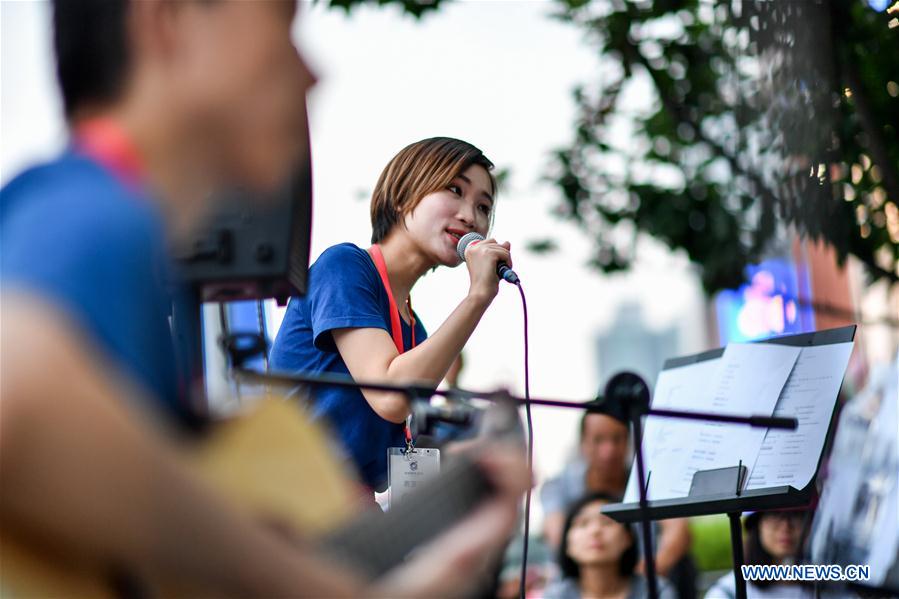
387;447;440;507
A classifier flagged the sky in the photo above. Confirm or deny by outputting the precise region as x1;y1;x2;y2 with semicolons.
1;0;710;521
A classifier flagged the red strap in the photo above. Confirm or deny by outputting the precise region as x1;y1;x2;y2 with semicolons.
73;118;145;189
368;244;415;352
368;244;415;444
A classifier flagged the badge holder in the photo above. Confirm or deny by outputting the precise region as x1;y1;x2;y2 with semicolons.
388;435;440;508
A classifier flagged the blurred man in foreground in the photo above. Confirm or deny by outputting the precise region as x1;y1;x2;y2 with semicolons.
0;1;526;595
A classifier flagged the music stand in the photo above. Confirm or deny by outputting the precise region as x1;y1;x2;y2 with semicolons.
602;325;856;599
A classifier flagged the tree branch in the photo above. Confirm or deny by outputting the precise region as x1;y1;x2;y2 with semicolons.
842;61;899;206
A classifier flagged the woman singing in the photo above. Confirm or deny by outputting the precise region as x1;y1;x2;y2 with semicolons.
270;137;512;491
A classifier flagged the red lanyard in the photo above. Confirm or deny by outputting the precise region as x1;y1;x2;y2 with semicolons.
73;118;145;189
368;244;415;352
368;244;415;445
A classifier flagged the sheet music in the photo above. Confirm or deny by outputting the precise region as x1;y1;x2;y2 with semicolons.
747;342;854;490
624;358;720;502
625;342;801;501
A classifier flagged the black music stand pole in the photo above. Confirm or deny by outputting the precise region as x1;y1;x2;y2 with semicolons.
631;404;659;599
606;372;659;599
729;511;748;599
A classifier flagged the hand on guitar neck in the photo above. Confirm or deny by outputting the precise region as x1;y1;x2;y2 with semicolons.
368;449;530;597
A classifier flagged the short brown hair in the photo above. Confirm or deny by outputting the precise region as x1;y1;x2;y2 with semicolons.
370;137;496;244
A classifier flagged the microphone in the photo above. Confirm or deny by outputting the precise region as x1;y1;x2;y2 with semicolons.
603;371;650;420
456;232;520;284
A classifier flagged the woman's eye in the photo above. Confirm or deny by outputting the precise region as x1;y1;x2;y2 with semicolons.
447;184;462;195
479;204;491;215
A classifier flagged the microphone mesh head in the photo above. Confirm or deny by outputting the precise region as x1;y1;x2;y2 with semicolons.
456;232;485;261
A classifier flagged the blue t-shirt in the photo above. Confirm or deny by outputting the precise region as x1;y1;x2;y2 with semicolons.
1;150;184;421
270;243;428;489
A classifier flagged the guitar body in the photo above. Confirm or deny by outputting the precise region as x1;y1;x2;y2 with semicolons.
0;535;114;598
1;400;359;598
192;398;360;535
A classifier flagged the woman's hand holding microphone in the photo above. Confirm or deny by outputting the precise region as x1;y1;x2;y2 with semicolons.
460;235;514;303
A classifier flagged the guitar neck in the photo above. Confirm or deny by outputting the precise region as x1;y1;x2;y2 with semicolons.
316;455;494;579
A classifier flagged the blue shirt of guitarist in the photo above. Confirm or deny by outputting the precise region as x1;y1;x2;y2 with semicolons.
1;149;189;424
270;243;428;490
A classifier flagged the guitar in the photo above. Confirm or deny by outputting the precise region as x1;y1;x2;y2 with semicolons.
0;396;522;597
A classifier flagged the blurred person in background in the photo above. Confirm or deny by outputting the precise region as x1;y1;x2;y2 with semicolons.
544;492;677;599
541;401;696;598
446;352;465;388
0;0;526;595
705;509;816;599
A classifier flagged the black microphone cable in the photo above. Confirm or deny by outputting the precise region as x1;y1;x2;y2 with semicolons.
456;232;531;596
515;280;532;599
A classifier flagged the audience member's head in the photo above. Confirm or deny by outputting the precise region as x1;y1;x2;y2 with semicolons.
558;492;638;581
744;508;809;587
579;401;630;473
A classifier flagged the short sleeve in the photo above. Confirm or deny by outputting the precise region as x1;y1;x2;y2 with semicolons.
1;159;180;408
540;475;568;515
307;244;390;352
540;460;585;516
2;163;165;323
2;179;164;329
